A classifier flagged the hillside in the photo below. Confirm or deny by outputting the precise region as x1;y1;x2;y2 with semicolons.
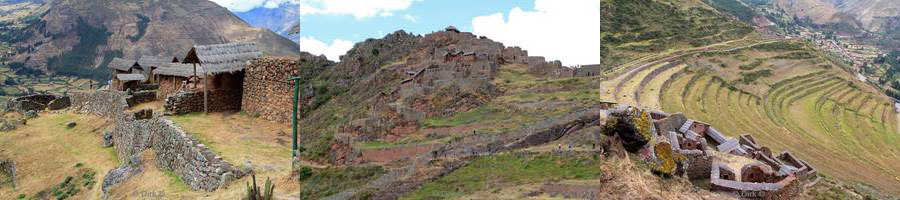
770;0;900;32
2;0;301;80
0;0;899;199
598;0;900;195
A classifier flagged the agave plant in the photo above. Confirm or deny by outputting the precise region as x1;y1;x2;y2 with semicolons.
245;174;275;200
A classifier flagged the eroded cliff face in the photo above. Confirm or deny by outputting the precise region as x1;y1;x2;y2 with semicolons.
12;0;300;75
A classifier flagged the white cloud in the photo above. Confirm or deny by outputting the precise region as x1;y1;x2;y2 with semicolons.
212;0;419;19
297;36;355;61
209;0;267;12
403;14;419;22
471;0;600;66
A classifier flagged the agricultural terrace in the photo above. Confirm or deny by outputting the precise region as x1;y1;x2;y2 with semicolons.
608;39;900;193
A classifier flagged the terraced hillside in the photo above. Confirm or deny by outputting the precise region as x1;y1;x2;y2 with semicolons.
600;0;755;67
611;39;900;193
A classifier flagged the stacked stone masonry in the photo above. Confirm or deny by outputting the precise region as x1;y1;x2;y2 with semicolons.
5;94;72;113
165;89;242;115
242;57;302;123
71;91;244;192
647;110;815;199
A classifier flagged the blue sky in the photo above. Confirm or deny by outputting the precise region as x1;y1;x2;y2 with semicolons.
211;0;600;66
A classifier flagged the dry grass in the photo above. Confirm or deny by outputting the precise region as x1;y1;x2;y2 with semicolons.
163;112;301;197
104;112;303;199
0;113;116;199
128;100;164;112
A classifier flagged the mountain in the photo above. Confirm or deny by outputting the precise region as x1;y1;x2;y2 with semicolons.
772;0;900;32
4;0;301;80
233;4;304;41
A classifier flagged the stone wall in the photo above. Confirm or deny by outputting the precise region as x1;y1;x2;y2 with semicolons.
70;90;130;119
126;91;156;107
5;94;67;113
107;117;244;191
71;90;244;192
157;76;188;99
165;89;243;115
148;119;244;191
242;57;300;123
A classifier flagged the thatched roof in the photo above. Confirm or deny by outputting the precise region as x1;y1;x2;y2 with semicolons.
108;58;137;71
155;62;244;77
116;73;146;81
154;63;197;77
137;55;170;69
182;42;260;66
172;42;261;77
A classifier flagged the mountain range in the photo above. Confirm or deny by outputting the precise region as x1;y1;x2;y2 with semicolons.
2;0;301;79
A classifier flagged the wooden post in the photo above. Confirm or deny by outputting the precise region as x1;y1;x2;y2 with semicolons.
202;64;208;114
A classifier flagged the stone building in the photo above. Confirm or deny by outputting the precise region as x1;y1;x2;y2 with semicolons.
116;74;146;91
159;42;261;114
241;57;307;122
573;64;606;77
154;63;197;99
137;55;174;83
107;58;142;91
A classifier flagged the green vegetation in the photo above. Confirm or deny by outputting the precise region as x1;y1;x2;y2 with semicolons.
752;41;807;51
244;174;275;200
162;169;189;192
403;153;607;199
772;51;816;60
0;14;44;45
45;17;111;81
739;69;772;84
38;167;96;200
422;106;504;128
811;185;853;200
703;0;756;22
299;166;384;199
738;59;764;70
299;131;333;163
661;69;900;194
600;0;753;64
126;14;150;42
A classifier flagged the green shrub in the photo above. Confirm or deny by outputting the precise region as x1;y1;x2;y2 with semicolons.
299;166;383;199
297;167;313;181
740;69;773;84
738;59;763;70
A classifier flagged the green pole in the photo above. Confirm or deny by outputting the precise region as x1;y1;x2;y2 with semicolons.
289;76;301;158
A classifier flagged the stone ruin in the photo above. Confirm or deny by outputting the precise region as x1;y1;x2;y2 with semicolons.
0;94;73;132
633;108;820;199
70;90;246;194
4;94;72;114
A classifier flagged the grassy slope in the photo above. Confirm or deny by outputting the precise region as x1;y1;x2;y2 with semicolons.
0;113;116;199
